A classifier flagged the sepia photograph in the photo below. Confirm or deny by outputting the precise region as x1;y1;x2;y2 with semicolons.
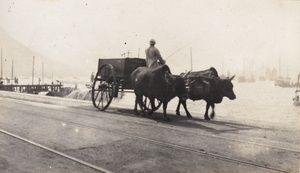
0;0;299;172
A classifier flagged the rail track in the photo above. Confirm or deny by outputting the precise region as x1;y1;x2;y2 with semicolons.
0;128;111;173
1;97;298;173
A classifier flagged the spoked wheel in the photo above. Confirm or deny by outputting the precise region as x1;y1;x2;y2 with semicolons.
92;64;116;111
142;96;162;112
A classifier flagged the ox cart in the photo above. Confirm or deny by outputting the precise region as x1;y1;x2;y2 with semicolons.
92;58;162;111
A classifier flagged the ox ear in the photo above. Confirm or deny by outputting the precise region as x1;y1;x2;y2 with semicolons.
229;75;235;81
161;65;171;74
165;72;176;85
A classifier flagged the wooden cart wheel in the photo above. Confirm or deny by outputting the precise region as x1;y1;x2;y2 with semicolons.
92;64;116;111
142;96;162;111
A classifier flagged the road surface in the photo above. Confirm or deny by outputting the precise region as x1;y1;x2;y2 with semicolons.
0;91;299;173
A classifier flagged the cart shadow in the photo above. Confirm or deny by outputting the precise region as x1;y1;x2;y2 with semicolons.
116;108;263;134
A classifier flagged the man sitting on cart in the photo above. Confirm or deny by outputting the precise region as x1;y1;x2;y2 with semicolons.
145;39;166;67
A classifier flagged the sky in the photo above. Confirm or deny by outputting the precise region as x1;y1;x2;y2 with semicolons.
0;0;300;80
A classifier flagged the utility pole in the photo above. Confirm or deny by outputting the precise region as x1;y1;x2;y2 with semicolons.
11;60;14;84
52;68;53;83
42;61;44;84
127;50;130;57
190;48;193;71
1;48;2;80
32;56;35;85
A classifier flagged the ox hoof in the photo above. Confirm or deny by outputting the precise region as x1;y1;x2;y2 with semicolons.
176;112;181;116
141;112;146;117
210;113;215;119
205;116;211;121
187;114;193;118
147;111;153;116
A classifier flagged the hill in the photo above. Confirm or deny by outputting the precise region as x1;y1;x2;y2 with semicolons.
0;27;86;79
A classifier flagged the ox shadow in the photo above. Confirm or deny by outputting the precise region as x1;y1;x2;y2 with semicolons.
116;108;262;135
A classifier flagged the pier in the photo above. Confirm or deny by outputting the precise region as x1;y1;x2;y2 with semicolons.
0;83;63;93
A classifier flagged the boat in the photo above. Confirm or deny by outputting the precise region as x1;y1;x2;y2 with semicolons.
294;94;300;106
293;74;300;106
248;60;256;83
259;76;266;81
274;57;294;87
237;76;247;83
258;63;266;81
247;75;256;83
238;59;248;83
275;76;295;87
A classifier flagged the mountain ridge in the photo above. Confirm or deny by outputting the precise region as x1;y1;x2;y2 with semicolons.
0;26;84;78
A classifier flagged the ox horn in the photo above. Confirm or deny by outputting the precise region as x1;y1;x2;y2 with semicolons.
229;75;235;81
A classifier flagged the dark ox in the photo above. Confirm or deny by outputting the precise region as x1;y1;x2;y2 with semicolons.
176;67;236;120
131;65;188;121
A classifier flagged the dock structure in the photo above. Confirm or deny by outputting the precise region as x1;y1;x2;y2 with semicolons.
0;83;63;94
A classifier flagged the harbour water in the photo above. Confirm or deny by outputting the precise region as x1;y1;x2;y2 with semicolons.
207;81;299;127
111;80;300;128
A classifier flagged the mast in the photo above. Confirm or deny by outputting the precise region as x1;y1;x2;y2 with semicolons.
297;73;300;91
278;57;281;77
251;60;253;76
243;59;245;76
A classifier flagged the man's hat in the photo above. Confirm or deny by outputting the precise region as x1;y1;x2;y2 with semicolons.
150;39;156;44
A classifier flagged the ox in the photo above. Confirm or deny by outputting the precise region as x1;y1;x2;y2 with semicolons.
131;65;190;121
176;67;236;120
